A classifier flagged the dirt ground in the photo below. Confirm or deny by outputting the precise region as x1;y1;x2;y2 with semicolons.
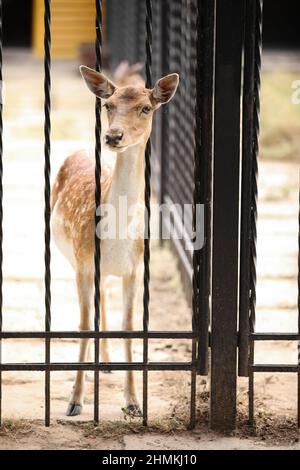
0;50;299;450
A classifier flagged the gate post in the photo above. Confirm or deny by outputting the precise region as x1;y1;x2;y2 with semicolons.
210;0;246;430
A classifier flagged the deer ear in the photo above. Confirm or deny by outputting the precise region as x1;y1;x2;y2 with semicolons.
79;65;116;99
151;73;179;106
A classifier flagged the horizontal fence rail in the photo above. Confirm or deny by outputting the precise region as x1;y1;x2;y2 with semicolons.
0;363;196;372
0;331;198;339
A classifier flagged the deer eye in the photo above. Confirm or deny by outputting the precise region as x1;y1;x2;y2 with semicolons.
103;103;111;111
141;106;151;114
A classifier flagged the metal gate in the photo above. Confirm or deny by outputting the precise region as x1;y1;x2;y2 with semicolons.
0;0;299;432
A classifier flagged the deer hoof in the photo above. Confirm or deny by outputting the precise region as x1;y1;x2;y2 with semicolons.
66;403;82;416
122;404;143;418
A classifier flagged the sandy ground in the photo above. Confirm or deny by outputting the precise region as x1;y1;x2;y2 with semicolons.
0;51;299;450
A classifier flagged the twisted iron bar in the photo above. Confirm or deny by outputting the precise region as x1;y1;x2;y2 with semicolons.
94;0;102;425
0;0;3;427
44;0;51;334
239;0;259;377
43;0;51;427
145;0;152;89
248;0;263;424
143;0;152;426
94;1;102;331
192;2;201;343
249;0;263;335
191;0;202;430
199;0;214;376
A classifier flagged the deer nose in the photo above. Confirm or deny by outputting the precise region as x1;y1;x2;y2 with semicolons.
105;132;123;146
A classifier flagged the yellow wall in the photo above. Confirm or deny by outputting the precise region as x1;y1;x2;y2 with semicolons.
33;0;101;59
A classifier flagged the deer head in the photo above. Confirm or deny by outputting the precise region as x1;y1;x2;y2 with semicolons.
80;65;179;152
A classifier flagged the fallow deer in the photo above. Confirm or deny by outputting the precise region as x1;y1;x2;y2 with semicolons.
51;65;179;417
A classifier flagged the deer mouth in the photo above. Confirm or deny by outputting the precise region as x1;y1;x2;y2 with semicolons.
104;142;128;152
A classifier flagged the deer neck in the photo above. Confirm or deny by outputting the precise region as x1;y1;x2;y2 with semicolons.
106;139;146;208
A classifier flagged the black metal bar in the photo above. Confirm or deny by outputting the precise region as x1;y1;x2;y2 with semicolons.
190;338;197;429
210;0;245;431
143;0;152;427
43;0;52;428
251;365;300;373
0;0;3;428
249;340;254;424
1;361;300;373
0;363;296;373
8;329;300;342
190;0;199;431
0;362;195;372
248;0;263;425
196;0;215;376
192;0;201;392
239;0;257;377
0;330;197;339
248;0;262;338
94;0;103;425
251;333;300;341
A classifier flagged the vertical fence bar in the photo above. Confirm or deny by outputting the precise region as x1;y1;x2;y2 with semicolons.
210;0;245;431
93;0;102;425
192;1;199;394
190;341;197;429
197;0;215;376
248;340;255;423
143;0;152;427
191;0;200;427
297;187;300;427
238;0;257;378
0;0;3;427
248;0;263;425
43;0;52;427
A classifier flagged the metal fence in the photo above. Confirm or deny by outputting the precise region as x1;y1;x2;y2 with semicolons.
106;0;300;431
0;0;299;432
0;0;205;430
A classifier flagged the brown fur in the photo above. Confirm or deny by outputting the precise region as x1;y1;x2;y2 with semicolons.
113;61;145;88
51;150;113;262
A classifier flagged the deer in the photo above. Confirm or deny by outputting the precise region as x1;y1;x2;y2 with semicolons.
51;65;179;417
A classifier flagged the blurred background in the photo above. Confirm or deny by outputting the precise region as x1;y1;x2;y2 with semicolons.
0;0;299;427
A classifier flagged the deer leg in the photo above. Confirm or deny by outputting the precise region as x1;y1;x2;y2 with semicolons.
100;280;111;365
67;268;93;417
122;274;142;417
85;280;110;364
